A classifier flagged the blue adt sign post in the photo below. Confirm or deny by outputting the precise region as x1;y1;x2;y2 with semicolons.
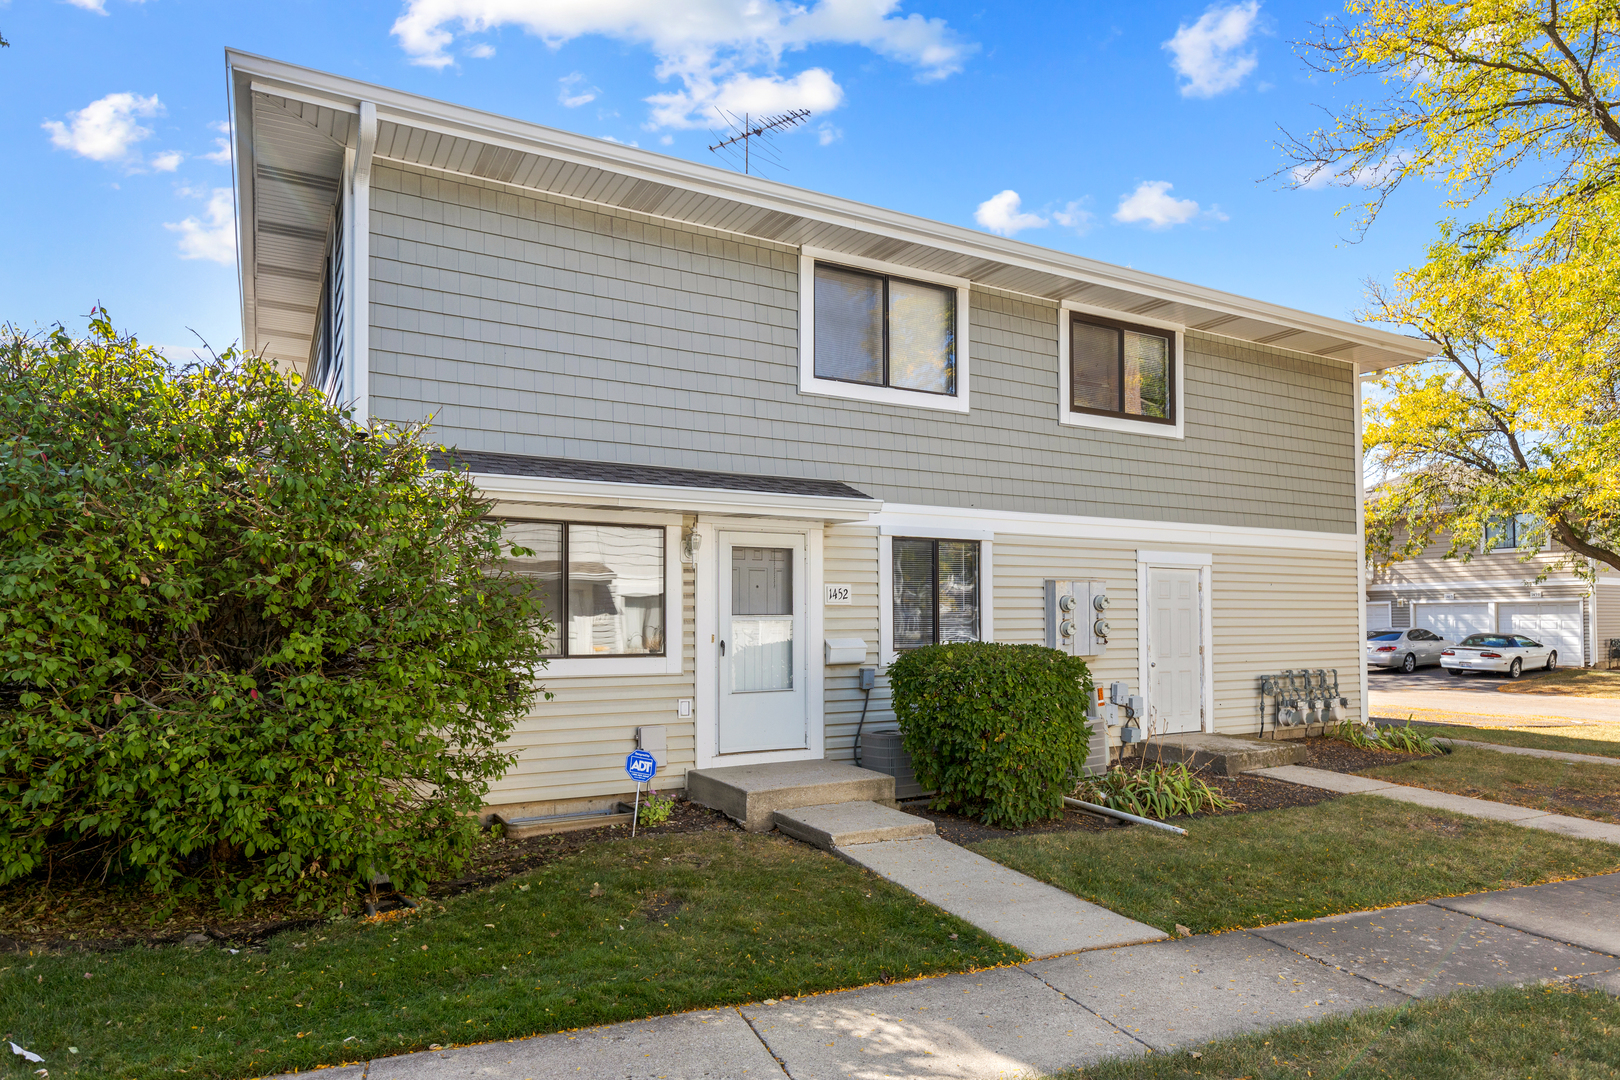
626;749;657;836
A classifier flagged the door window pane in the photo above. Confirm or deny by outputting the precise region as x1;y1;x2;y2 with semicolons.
814;264;884;385
567;524;665;656
502;521;563;656
1071;320;1120;412
889;278;955;394
731;546;793;692
892;538;980;650
1124;330;1170;418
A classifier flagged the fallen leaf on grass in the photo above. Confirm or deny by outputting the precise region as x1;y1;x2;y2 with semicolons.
10;1043;44;1064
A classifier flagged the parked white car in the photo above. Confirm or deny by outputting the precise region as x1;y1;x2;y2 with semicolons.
1440;634;1558;678
1366;628;1453;672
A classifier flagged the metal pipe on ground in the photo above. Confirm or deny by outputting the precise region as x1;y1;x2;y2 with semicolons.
1063;796;1188;836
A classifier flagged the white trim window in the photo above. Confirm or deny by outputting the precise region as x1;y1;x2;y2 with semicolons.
502;519;682;676
799;249;971;414
1058;302;1186;439
1484;514;1542;552
891;537;982;652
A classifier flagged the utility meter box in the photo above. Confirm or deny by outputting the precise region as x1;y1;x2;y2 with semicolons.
1045;579;1109;658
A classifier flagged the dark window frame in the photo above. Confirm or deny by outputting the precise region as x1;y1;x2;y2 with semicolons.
891;537;981;651
813;261;958;397
505;520;668;660
1068;312;1177;425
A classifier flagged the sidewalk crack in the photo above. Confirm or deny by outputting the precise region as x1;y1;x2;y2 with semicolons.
738;1006;794;1078
1239;929;1419;999
1016;963;1157;1054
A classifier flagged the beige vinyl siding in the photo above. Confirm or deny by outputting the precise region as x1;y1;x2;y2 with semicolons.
822;525;883;763
484;552;697;812
1370;529;1583;596
1596;580;1620;658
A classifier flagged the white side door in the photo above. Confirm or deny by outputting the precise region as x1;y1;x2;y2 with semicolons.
1147;567;1203;734
717;533;808;755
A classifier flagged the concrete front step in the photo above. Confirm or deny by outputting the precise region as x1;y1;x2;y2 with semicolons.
686;760;896;832
774;801;935;849
1130;732;1306;775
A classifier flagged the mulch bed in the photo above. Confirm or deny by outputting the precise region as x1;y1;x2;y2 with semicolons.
0;798;737;955
1304;736;1435;773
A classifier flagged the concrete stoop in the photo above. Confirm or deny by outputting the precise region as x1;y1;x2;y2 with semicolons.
686;759;896;832
1129;732;1306;775
774;801;935;849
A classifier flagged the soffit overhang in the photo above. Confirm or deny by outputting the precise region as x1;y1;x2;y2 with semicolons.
228;50;1435;376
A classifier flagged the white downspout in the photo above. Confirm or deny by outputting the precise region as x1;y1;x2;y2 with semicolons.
1355;368;1371;724
349;100;377;426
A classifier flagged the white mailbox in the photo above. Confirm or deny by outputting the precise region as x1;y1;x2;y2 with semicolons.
824;638;868;665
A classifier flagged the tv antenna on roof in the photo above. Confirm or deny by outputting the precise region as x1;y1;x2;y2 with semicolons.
707;109;810;176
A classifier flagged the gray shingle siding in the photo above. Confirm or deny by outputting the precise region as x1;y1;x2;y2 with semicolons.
368;162;1357;532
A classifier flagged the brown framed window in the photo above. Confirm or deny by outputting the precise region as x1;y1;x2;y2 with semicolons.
814;262;956;396
501;521;667;657
1070;314;1174;423
892;538;980;650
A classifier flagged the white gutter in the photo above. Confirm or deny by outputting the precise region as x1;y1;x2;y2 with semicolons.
470;472;880;524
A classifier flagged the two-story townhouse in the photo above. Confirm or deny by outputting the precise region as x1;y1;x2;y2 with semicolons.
1366;515;1620;666
227;52;1434;826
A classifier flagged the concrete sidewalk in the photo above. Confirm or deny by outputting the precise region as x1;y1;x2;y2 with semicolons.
1435;736;1620;767
1251;764;1620;845
292;873;1620;1080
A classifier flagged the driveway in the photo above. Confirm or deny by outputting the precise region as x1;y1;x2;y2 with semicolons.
1367;664;1620;726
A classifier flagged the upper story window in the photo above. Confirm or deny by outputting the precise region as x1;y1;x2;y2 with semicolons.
798;249;971;414
502;521;667;658
1485;514;1541;552
1070;315;1174;423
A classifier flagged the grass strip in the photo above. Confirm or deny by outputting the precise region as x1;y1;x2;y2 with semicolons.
0;831;1020;1080
1048;983;1620;1079
1496;667;1620;698
973;794;1620;935
1359;745;1620;823
1411;722;1620;761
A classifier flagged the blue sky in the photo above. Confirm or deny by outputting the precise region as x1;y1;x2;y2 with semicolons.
1;0;1445;356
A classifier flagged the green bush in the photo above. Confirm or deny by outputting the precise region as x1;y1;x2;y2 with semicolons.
0;312;551;910
888;642;1093;828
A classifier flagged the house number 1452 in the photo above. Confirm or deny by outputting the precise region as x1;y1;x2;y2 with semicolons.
824;584;852;605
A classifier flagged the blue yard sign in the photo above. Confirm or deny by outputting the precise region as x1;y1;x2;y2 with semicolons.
625;748;657;784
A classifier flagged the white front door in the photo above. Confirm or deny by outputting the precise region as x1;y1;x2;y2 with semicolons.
718;533;808;754
1147;566;1203;734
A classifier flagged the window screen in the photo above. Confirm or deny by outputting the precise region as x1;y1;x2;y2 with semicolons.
1070;315;1175;423
814;262;955;396
502;521;665;657
892;538;980;650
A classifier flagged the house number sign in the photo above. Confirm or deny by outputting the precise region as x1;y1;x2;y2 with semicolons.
824;584;852;605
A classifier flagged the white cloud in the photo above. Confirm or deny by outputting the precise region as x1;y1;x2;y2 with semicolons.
1051;198;1095;235
151;150;184;172
816;121;842;146
43;92;163;163
1290;150;1417;190
1164;1;1261;98
973;189;1047;237
165;187;236;264
202;121;233;165
64;0;110;12
1113;181;1202;228
648;67;842;129
390;0;972;128
558;72;598;107
467;42;496;57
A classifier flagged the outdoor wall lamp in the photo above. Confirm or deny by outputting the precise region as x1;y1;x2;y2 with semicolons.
681;530;703;564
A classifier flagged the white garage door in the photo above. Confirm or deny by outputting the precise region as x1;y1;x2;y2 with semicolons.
1498;602;1584;665
1413;602;1492;643
1366;601;1393;630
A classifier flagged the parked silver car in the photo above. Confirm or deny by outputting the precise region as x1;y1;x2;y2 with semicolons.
1366;628;1453;672
1441;634;1557;678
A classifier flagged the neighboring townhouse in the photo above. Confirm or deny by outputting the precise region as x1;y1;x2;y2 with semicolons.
1367;515;1620;667
227;53;1434;824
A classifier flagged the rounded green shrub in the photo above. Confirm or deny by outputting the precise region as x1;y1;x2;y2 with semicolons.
888;642;1093;828
0;313;552;910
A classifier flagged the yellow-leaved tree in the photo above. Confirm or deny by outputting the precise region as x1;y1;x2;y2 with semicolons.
1288;0;1620;576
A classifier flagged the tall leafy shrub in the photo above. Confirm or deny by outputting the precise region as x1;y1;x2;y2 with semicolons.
888;642;1092;828
0;313;550;909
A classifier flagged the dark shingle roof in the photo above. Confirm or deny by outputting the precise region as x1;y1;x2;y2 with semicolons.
430;449;874;501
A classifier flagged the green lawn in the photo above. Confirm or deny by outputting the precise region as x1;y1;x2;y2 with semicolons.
1416;722;1620;760
973;795;1620;935
0;831;1020;1080
1049;984;1620;1079
1360;744;1620;823
1496;666;1620;698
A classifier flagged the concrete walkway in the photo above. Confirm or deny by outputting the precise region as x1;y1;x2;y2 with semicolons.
1251;764;1620;845
291;874;1620;1080
1436;736;1620;767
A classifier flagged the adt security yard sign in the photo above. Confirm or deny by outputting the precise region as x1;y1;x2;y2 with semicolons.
625;748;658;836
625;749;657;784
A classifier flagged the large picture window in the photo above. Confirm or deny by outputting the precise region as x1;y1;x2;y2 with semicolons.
893;538;980;651
502;522;666;657
1070;314;1174;424
814;263;956;396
